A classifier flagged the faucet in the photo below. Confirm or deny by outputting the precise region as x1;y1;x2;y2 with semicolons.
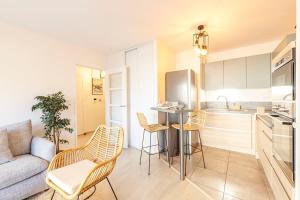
217;96;228;109
283;93;293;100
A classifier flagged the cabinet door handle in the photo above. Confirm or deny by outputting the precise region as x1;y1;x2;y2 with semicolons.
262;130;272;141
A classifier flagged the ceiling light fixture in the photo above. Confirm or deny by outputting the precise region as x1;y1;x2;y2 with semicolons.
193;25;209;56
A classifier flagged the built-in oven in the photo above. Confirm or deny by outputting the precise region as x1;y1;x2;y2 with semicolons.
271;33;296;183
272;48;295;119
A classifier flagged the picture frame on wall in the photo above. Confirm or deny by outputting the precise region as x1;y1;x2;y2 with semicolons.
92;78;103;95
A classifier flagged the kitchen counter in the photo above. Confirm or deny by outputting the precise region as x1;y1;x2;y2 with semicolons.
256;114;273;129
203;108;257;115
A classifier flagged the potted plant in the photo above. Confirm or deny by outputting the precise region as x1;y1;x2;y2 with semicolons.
32;91;73;153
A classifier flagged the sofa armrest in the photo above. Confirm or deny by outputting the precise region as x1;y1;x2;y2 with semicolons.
31;136;55;162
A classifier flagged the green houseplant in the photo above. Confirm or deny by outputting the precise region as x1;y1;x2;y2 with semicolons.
32;91;73;153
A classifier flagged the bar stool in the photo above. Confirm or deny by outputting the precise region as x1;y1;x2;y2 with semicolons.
137;112;170;175
171;110;206;175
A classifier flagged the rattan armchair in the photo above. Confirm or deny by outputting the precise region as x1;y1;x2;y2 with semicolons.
46;125;124;200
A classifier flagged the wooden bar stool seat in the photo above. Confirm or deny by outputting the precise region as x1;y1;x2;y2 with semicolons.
171;123;199;131
144;124;169;133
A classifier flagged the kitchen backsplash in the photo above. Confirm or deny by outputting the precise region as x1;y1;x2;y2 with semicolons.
200;88;272;110
201;101;272;110
203;88;271;102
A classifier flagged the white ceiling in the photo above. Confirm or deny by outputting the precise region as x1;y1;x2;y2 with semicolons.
0;0;296;54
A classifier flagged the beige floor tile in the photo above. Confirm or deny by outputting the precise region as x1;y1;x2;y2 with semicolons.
225;174;269;200
190;167;226;192
198;156;228;174
227;162;265;183
31;148;211;200
222;193;241;200
229;152;259;169
171;155;202;177
204;147;230;162
30;144;271;200
188;184;224;200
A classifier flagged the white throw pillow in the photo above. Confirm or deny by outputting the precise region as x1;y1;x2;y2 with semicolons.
0;129;14;164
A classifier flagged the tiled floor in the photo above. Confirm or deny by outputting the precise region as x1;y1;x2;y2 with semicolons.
170;146;275;200
78;133;275;200
30;148;213;200
35;134;275;200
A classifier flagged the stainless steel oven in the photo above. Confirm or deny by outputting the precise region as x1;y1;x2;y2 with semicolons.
272;48;296;119
271;33;296;183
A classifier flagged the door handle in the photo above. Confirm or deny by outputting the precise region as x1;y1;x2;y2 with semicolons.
293;122;300;128
120;105;126;107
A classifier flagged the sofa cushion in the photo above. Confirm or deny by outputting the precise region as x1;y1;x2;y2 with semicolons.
0;170;48;200
0;154;48;190
0;129;14;164
5;120;32;156
47;160;97;195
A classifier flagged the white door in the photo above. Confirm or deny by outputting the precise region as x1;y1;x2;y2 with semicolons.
105;67;128;148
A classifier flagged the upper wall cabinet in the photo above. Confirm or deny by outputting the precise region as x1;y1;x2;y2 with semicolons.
246;53;271;88
224;57;246;89
205;61;223;90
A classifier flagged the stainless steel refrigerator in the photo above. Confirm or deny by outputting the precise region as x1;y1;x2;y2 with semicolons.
159;69;197;156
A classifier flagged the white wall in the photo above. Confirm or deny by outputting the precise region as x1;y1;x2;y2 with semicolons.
156;41;176;102
175;40;281;104
0;22;105;148
175;49;202;107
105;41;172;150
207;40;280;62
76;66;105;135
131;42;158;149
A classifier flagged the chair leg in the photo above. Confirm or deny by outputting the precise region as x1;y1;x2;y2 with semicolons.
198;130;206;168
165;130;170;167
171;130;178;165
157;132;161;159
188;132;191;160
51;190;55;200
139;129;145;165
106;178;118;200
148;133;152;175
78;186;96;200
185;132;188;176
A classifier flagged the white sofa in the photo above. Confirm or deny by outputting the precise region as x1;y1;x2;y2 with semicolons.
0;120;55;200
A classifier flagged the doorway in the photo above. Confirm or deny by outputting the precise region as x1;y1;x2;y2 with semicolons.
76;65;105;147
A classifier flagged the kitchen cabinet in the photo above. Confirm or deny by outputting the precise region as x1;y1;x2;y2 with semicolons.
204;61;223;90
224;57;246;89
256;116;294;200
246;53;271;88
204;53;271;90
201;111;254;154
